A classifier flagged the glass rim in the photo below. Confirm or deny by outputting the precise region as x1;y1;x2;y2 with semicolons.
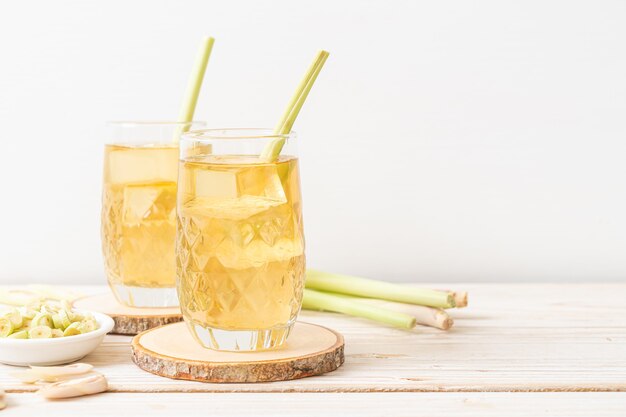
106;120;206;127
181;128;296;142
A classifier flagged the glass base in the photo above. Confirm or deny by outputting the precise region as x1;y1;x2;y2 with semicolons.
187;320;295;352
109;283;179;308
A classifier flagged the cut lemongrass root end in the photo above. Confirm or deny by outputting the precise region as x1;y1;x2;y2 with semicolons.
302;289;417;329
452;291;468;308
173;36;215;142
260;50;329;162
305;270;456;309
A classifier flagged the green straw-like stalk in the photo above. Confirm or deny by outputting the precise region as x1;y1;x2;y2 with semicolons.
173;36;215;142
305;270;455;309
332;294;454;330
302;289;417;329
259;50;329;161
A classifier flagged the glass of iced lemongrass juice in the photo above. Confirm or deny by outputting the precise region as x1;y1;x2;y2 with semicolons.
102;121;205;307
176;128;305;351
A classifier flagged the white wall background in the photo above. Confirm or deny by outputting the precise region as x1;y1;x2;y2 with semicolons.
0;0;625;284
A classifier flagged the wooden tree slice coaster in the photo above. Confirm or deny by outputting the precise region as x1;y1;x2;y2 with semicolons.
73;293;182;335
131;322;345;383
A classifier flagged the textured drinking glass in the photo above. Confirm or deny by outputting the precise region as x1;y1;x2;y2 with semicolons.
176;128;305;351
101;121;205;307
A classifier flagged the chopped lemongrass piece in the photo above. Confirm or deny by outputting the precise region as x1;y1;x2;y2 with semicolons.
71;313;84;323
0;317;14;337
63;322;82;337
19;307;37;320
51;314;64;329
31;312;52;328
29;326;52;339
260;50;330;161
58;310;72;328
8;330;29;339
11;370;40;384
12;363;94;384
0;300;99;338
173;36;215;142
5;310;23;328
305;270;455;308
302;289;417;329
30;363;93;379
38;373;108;399
79;320;97;333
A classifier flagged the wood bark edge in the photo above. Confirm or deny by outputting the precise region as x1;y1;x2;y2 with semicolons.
131;324;345;383
111;314;183;335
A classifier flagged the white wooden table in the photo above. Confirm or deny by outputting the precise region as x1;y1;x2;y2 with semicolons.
1;284;625;416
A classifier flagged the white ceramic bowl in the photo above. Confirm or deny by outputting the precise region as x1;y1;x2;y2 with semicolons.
0;311;114;366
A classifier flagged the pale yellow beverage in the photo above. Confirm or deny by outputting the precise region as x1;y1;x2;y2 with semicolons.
176;154;305;350
101;144;179;306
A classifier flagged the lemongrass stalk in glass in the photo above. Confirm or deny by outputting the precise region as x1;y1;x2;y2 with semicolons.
176;129;305;351
173;36;214;141
102;36;214;308
102;121;205;307
175;50;328;350
260;50;329;161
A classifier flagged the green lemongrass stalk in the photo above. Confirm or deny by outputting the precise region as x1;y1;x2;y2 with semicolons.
335;294;454;330
302;289;416;329
173;36;215;142
259;50;330;161
305;270;455;309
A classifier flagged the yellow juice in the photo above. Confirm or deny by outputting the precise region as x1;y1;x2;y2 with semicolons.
176;155;305;347
101;144;179;295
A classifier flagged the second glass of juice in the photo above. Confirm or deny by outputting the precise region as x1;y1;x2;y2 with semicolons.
102;121;205;307
176;128;305;351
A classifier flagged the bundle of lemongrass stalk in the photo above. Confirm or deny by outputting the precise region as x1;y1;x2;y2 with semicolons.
302;270;467;330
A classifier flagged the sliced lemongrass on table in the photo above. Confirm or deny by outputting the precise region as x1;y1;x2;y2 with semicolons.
173;36;215;142
302;289;417;329
260;50;330;161
12;363;94;384
38;373;108;399
305;270;456;309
